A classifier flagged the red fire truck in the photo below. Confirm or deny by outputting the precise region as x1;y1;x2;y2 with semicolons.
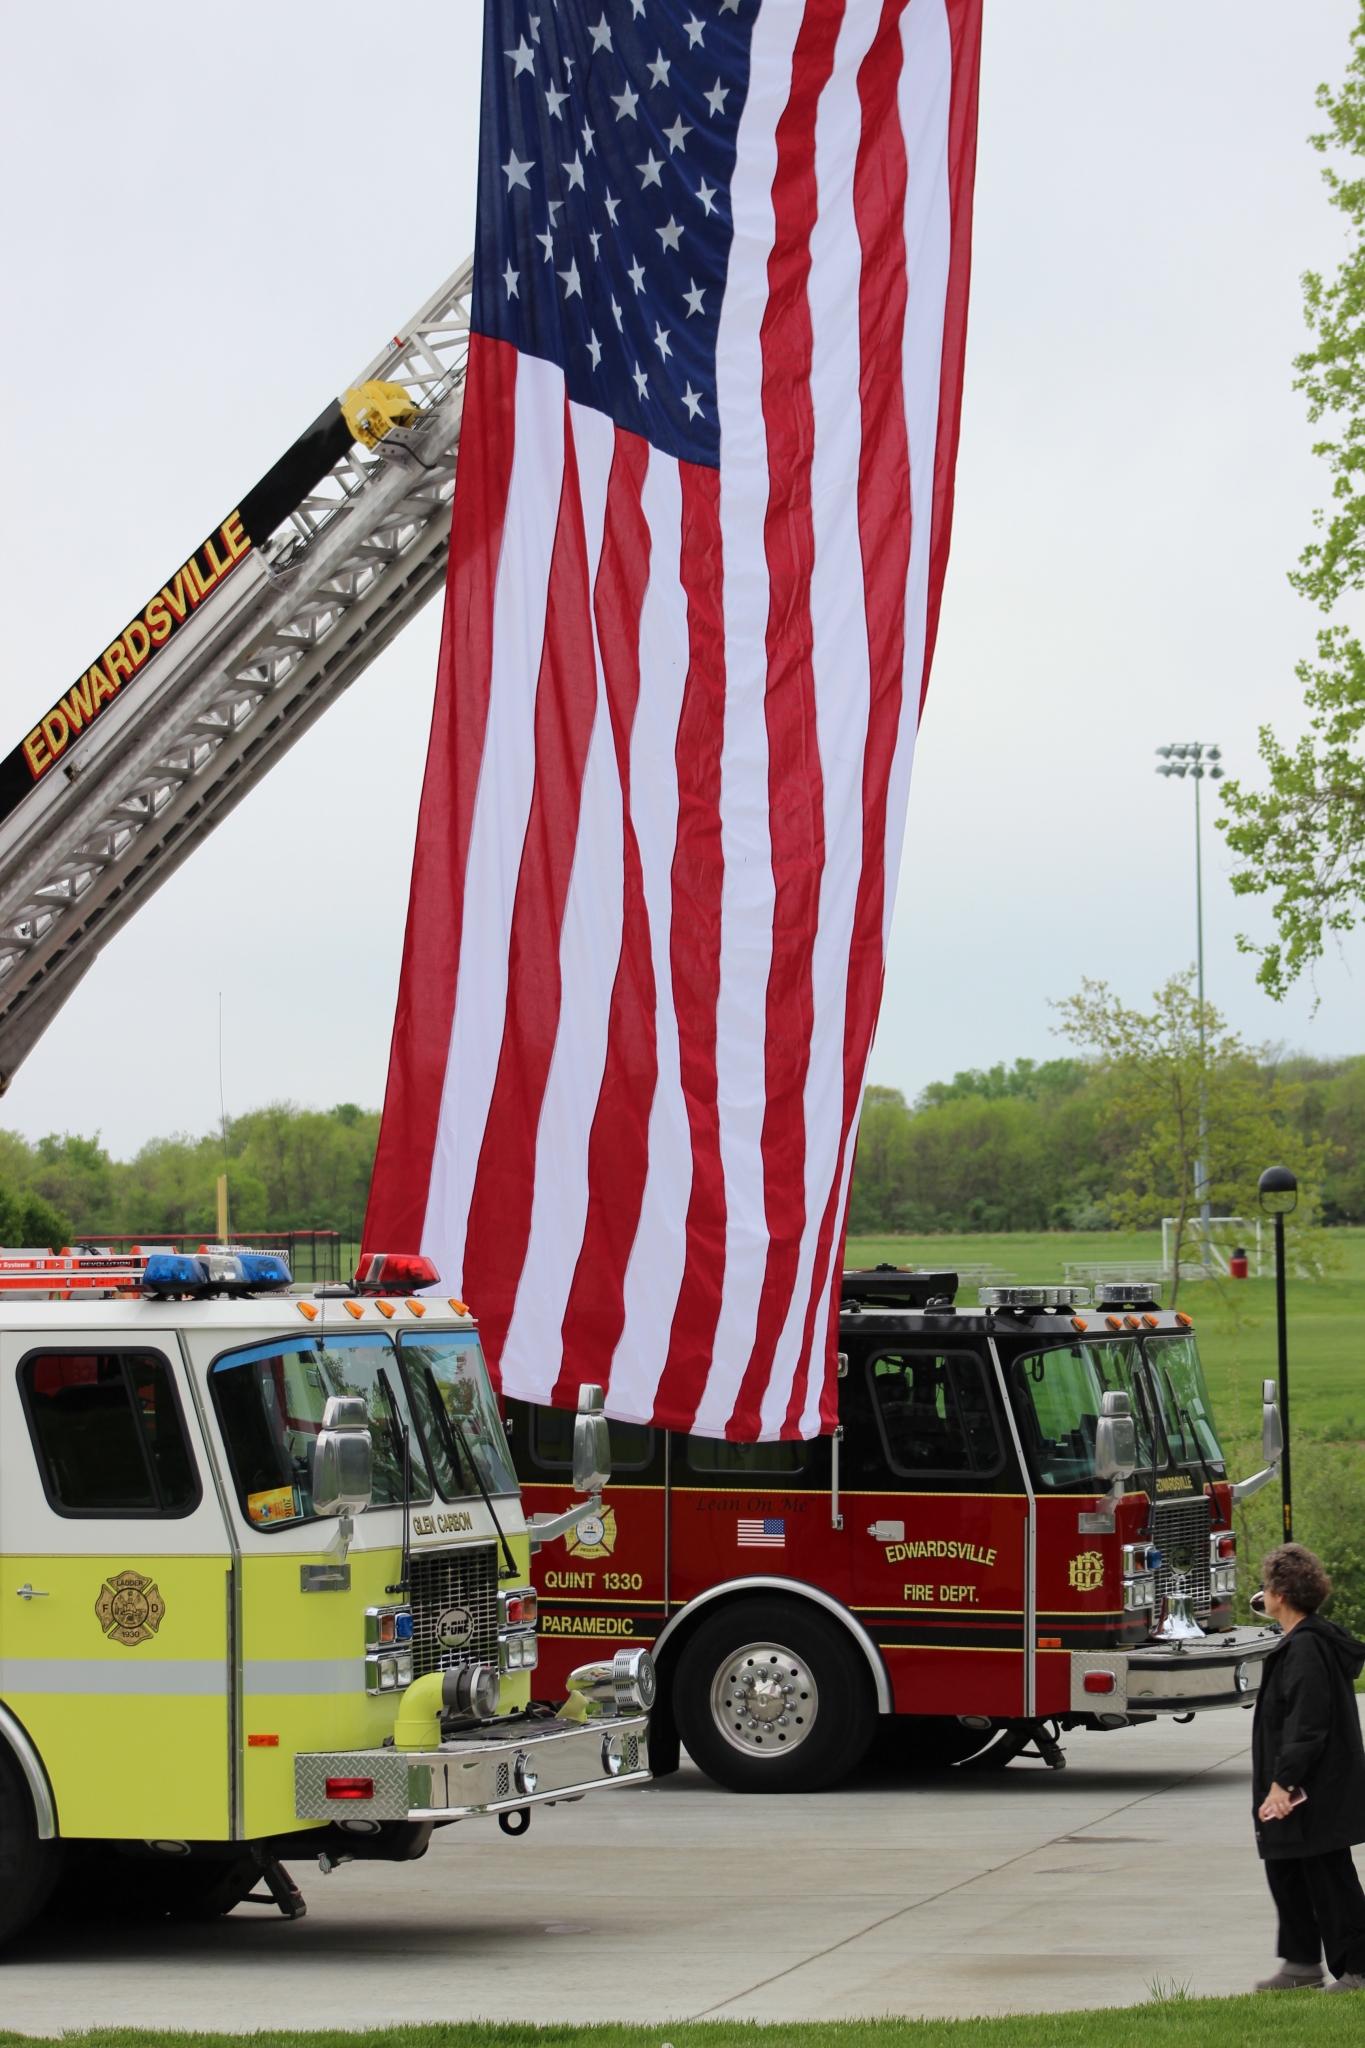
511;1268;1284;1791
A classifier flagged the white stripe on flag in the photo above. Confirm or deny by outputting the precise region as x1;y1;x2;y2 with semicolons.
501;399;621;1400
610;448;694;1424
424;354;566;1298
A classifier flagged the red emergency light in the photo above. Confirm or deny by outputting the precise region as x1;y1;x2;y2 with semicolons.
354;1252;441;1295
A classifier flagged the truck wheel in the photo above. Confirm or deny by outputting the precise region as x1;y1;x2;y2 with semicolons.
0;1742;61;1944
673;1597;875;1793
43;1847;261;1920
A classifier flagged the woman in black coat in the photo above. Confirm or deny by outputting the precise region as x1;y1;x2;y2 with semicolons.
1251;1542;1365;1993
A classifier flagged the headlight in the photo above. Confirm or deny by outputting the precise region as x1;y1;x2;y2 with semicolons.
1211;1564;1237;1595
499;1632;539;1672
1123;1574;1155;1611
365;1649;413;1693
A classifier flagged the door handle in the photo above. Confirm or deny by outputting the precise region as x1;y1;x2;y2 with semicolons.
15;1585;49;1600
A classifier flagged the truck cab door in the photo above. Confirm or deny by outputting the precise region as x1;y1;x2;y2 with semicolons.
838;1334;1029;1718
0;1332;234;1841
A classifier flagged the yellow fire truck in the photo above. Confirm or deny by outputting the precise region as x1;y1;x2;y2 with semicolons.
0;1244;652;1939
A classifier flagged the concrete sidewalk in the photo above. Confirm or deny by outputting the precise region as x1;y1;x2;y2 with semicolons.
3;1707;1345;2028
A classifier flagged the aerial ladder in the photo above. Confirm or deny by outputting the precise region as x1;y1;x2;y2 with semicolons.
0;260;475;1091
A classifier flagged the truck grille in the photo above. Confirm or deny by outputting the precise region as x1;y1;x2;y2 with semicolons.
409;1543;499;1680
1152;1495;1211;1616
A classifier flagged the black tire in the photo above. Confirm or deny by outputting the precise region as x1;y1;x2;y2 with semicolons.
673;1597;876;1793
866;1713;996;1771
0;1741;62;1945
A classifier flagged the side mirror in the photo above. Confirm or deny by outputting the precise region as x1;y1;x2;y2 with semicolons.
1095;1391;1138;1485
1262;1379;1283;1463
313;1395;374;1517
573;1383;611;1496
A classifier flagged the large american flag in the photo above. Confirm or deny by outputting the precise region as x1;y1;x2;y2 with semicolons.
366;0;980;1439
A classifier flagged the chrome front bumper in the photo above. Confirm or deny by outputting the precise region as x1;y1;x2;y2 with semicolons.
296;1711;650;1824
1070;1625;1282;1716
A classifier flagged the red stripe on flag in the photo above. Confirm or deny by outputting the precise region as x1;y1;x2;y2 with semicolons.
461;399;598;1378
784;0;912;1436
555;429;657;1401
727;0;845;1442
652;461;727;1430
364;335;518;1259
920;0;980;713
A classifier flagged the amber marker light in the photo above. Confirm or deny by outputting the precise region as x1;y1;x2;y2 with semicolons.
1106;1315;1122;1330
1175;1313;1193;1329
343;1300;365;1320
1037;1637;1062;1649
247;1734;280;1747
450;1298;469;1314
1071;1317;1088;1331
375;1300;396;1319
406;1300;427;1316
297;1302;318;1321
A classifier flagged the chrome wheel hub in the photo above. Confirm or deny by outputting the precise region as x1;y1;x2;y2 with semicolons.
710;1641;817;1757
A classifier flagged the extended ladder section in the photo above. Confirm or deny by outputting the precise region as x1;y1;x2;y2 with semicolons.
0;259;475;1090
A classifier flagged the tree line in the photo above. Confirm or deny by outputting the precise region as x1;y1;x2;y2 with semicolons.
0;974;1356;1254
0;1102;379;1248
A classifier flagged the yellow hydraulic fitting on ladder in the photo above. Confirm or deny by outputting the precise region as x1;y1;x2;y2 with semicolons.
342;379;419;449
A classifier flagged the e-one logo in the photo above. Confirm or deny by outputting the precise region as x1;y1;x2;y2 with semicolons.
436;1605;475;1650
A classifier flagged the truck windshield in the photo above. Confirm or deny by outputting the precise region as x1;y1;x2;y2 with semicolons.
400;1334;517;1499
1143;1333;1225;1469
1011;1340;1153;1492
211;1332;433;1529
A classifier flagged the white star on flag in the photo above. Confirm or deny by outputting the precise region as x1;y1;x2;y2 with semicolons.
657;216;683;251
681;383;703;418
696;178;717;215
505;36;535;74
637;152;663;187
604;190;621;222
683;14;705;46
588;13;612;51
705;80;728;116
610;295;623;330
648;52;671;87
612;83;640;120
582;120;595;153
545;83;567;117
628;257;646;292
564;153;586;190
632;361;649;398
683;278;705;315
559;259;583;299
503;263;520;299
502;150;534;191
652;323;672;360
587;330;602;368
663;116;691;153
536;228;555;261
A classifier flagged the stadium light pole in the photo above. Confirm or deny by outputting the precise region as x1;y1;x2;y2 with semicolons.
1155;743;1224;1275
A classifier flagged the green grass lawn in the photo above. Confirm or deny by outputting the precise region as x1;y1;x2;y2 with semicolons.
846;1229;1365;1446
16;2003;1363;2048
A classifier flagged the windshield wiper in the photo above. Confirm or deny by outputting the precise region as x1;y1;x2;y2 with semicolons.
376;1367;412;1596
422;1364;519;1579
1176;1393;1225;1523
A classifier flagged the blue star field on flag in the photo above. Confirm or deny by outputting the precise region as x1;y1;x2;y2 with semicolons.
473;0;758;467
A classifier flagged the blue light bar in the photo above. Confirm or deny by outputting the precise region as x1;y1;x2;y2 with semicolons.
140;1249;293;1297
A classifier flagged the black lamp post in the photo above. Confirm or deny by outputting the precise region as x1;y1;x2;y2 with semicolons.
1258;1164;1298;1541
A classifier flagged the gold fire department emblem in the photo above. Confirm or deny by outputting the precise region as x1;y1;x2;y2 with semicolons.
565;1506;617;1559
1067;1550;1105;1593
95;1570;166;1647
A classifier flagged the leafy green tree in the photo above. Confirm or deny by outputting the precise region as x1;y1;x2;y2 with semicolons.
1221;8;1365;992
1053;973;1328;1299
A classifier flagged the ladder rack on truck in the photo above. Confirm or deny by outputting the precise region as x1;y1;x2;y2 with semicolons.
0;259;475;1091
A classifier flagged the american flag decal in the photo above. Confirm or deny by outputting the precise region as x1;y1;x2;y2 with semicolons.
737;1516;786;1547
366;0;982;1442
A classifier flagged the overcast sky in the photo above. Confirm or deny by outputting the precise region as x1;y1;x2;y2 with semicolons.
1;1;1360;1157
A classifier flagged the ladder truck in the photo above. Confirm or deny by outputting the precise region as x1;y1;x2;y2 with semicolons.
0;262;479;1091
